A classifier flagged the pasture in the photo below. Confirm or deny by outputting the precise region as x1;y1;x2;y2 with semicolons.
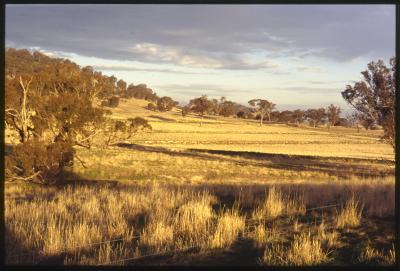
5;98;395;266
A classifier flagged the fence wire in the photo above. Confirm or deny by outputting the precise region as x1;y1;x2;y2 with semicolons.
7;202;341;265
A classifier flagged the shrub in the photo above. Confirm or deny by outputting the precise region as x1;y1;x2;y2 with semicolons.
107;96;120;108
181;106;190;117
5;140;74;184
147;103;157;111
156;96;178;112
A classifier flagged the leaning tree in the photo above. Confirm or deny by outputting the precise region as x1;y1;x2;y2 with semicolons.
341;58;396;148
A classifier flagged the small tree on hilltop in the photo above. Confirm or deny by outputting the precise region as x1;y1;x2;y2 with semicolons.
341;58;396;148
248;99;276;126
188;95;213;126
156;96;178;112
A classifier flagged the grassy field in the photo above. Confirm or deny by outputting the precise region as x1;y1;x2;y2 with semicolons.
5;98;395;266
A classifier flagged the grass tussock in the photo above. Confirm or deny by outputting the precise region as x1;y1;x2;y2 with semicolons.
172;193;215;248
317;220;339;248
210;205;245;249
336;195;363;229
249;224;281;249
251;187;305;221
357;242;396;265
140;220;174;253
5;179;393;265
287;232;331;265
262;232;331;266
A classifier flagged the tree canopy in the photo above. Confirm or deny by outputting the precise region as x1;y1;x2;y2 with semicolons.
342;58;396;147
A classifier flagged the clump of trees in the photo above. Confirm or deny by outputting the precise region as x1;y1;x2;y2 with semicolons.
305;108;326;127
248;99;276;126
184;95;250;124
181;105;191;117
188;95;214;126
326;104;341;128
156;96;179;112
124;83;158;101
5;48;151;184
342;58;396;148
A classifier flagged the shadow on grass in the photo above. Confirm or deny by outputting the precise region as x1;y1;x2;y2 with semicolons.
148;115;177;122
114;143;394;179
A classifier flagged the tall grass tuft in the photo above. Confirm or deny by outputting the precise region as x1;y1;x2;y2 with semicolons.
336;195;363;229
287;232;330;265
173;193;215;248
262;232;330;266
210;205;245;249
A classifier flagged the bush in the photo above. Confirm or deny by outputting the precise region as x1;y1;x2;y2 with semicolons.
107;96;120;108
236;111;246;118
181;106;190;117
5;140;74;184
156;96;177;112
147;103;157;111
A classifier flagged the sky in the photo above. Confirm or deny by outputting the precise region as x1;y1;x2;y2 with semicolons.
5;4;395;111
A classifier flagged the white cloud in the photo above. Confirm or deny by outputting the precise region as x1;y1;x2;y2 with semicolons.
296;64;327;74
131;42;281;70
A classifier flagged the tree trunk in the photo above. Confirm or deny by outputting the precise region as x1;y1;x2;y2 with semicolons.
19;76;32;143
260;115;263;126
200;115;203;127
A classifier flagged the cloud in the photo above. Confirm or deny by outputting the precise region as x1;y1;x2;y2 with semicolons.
296;65;328;74
92;63;218;75
5;5;395;67
156;83;254;97
307;80;352;85
131;42;280;70
275;86;341;94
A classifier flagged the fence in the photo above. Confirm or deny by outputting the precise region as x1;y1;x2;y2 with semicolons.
7;203;342;265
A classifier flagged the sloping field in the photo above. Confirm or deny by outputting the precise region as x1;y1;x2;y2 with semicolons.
109;98;394;161
6;98;395;266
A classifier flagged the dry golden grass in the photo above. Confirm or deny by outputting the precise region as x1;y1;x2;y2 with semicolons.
248;224;281;249
209;205;245;249
357;242;396;265
262;232;330;266
172;193;216;249
251;187;306;220
287;232;331;265
336;196;363;229
316;220;339;248
5;99;395;265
